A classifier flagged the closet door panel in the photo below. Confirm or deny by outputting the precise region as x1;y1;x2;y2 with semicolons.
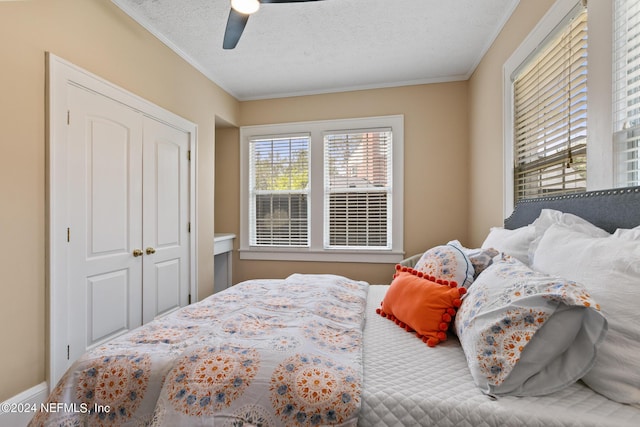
156;139;181;245
87;270;129;344
142;117;190;322
155;259;181;315
67;85;143;361
89;120;129;254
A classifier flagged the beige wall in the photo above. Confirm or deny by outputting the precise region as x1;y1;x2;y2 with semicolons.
216;83;470;286
467;0;556;246
0;0;238;401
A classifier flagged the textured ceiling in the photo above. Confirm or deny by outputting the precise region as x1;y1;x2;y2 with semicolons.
112;0;519;101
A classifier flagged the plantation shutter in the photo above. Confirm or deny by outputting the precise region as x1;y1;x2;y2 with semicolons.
512;4;588;201
614;0;640;187
324;129;392;249
249;135;310;247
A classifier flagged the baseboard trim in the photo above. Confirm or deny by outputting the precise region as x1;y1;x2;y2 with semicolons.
0;382;48;427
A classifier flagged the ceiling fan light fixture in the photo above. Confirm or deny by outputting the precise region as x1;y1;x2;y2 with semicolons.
231;0;260;15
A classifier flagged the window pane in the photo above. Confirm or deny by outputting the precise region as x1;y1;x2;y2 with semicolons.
249;135;310;247
614;0;640;187
251;136;309;191
324;130;392;249
254;193;308;246
614;127;640;186
327;191;388;247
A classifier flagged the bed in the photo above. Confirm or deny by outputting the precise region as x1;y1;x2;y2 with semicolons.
31;187;640;426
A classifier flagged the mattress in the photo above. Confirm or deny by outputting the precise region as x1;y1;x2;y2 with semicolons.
359;285;640;427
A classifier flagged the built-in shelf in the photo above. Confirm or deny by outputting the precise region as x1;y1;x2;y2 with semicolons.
214;233;235;255
214;233;235;293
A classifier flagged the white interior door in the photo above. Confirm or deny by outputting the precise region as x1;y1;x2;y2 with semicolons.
141;117;191;323
67;84;144;363
49;54;198;386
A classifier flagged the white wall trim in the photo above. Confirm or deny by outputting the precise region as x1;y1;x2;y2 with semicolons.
584;0;614;190
110;0;237;99
239;248;405;264
502;65;515;219
0;382;48;427
46;53;198;386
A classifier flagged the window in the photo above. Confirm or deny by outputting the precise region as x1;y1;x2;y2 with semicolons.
249;135;310;247
324;129;392;249
511;3;588;202
505;0;638;216
240;116;404;263
613;0;640;187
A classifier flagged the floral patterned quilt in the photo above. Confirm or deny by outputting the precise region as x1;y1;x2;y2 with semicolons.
30;274;369;427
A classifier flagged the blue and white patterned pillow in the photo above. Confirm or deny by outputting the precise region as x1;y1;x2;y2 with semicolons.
413;240;475;289
454;256;607;397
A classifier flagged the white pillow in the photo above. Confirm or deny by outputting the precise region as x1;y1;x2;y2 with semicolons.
481;225;535;265
613;225;640;240
532;209;609;237
532;224;640;405
528;209;609;263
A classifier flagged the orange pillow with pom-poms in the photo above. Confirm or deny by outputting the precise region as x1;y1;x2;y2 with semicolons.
377;266;466;347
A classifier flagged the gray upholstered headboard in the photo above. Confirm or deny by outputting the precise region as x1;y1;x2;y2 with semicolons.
504;186;640;232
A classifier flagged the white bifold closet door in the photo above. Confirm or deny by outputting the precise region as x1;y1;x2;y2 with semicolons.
66;84;190;363
141;116;190;324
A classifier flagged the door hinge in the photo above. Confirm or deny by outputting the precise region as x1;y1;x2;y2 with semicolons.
188;222;191;233
67;110;70;125
188;294;192;304
67;227;70;242
67;345;70;360
187;150;191;161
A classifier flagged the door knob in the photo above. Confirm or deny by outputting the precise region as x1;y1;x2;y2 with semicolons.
132;249;144;257
145;247;156;255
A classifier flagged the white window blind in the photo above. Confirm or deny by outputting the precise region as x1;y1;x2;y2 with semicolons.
249;135;310;247
512;4;588;201
324;129;392;249
614;0;640;187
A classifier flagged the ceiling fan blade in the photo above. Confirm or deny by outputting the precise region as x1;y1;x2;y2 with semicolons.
223;8;250;49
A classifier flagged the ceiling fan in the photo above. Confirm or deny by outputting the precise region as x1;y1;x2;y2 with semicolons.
223;0;324;49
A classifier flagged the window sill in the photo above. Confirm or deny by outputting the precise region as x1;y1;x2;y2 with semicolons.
239;248;405;263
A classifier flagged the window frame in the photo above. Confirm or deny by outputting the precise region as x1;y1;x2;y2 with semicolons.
323;127;393;251
613;0;640;187
239;115;404;263
503;0;615;218
248;133;311;248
